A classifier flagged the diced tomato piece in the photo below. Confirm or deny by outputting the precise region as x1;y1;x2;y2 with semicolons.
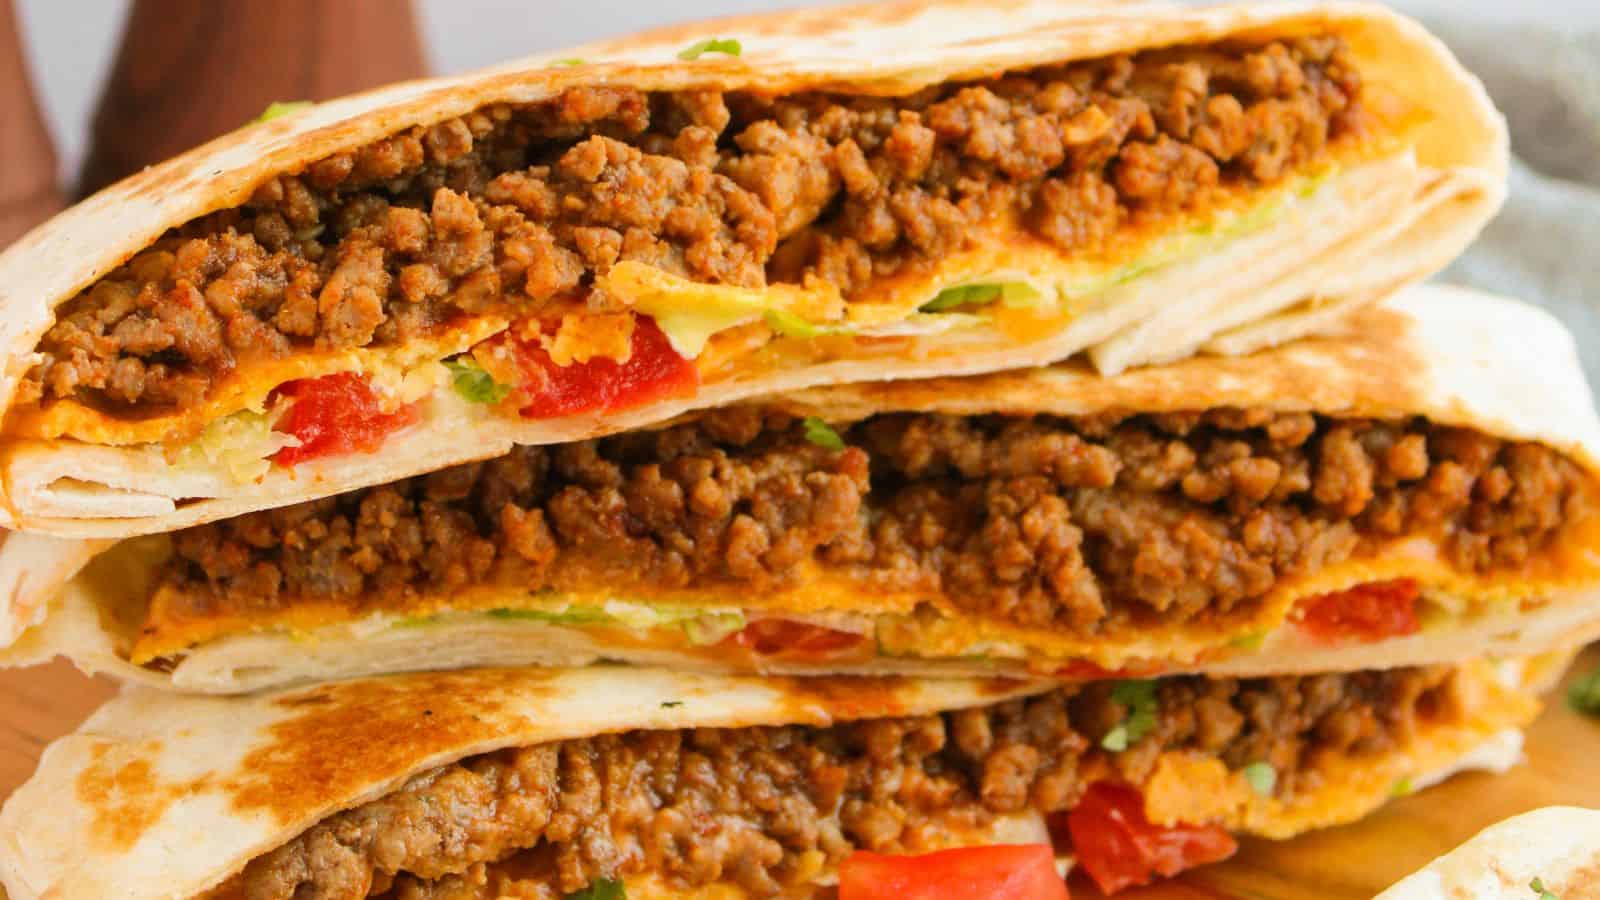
512;314;698;419
271;372;419;466
725;619;871;660
1297;579;1421;643
839;845;1069;900
1062;782;1237;894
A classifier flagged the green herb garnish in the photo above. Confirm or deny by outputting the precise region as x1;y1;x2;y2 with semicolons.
678;38;742;60
1100;679;1158;752
921;283;1004;312
803;416;845;451
567;878;627;900
255;100;312;123
1242;762;1277;796
444;356;513;404
1567;663;1600;716
1531;877;1558;900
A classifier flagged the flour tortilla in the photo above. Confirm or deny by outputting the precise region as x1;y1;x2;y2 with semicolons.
0;653;1565;900
0;0;1505;538
4;285;1599;693
1376;807;1600;899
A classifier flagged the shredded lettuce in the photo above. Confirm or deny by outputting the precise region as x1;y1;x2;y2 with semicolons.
443;356;512;404
920;281;1042;313
175;409;299;482
484;601;745;643
802;417;845;451
567;879;627;900
678;38;741;59
254;100;311;123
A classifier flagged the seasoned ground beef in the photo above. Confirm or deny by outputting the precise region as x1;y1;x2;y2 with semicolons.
226;666;1458;899
146;407;1593;646
25;37;1368;414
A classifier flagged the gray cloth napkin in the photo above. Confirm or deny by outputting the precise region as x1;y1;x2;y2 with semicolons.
1426;17;1600;388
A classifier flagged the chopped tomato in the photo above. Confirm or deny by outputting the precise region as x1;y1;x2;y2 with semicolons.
1061;782;1237;894
271;372;419;466
725;619;870;660
511;314;698;419
1297;579;1421;643
839;845;1069;900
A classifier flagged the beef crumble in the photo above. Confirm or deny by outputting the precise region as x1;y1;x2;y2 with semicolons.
144;407;1593;651
25;37;1368;415
226;666;1458;899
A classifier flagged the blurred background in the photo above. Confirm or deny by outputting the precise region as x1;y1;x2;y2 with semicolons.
13;0;1600;181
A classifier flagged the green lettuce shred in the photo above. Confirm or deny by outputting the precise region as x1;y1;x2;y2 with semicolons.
678;38;741;59
255;100;311;123
444;357;512;404
920;281;1041;313
802;417;845;451
1530;877;1558;900
1100;679;1158;752
567;878;627;900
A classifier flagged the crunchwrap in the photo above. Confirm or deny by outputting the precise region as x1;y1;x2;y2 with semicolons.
4;285;1600;693
0;0;1504;537
0;653;1572;899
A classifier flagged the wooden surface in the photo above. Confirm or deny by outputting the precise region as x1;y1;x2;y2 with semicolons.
0;650;1596;897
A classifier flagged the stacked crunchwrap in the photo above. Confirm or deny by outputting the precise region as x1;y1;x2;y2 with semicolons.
0;2;1589;898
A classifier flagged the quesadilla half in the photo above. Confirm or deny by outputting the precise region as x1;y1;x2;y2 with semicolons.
0;654;1565;899
1376;807;1600;900
4;285;1597;693
0;0;1504;537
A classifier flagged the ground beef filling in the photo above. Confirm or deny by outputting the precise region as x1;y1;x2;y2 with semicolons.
26;37;1369;414
225;666;1458;900
147;408;1593;648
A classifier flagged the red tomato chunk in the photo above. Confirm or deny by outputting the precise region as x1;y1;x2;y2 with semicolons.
514;315;698;419
1297;579;1421;643
271;372;419;466
839;844;1069;900
1062;782;1237;894
725;619;870;660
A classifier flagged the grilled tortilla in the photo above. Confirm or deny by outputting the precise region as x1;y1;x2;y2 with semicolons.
0;0;1504;538
4;285;1599;693
1376;807;1600;900
0;653;1568;900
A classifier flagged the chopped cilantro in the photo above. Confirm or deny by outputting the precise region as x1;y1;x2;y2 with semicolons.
255;100;311;123
803;416;845;451
1100;679;1158;752
921;283;1003;312
1567;662;1600;716
1531;877;1558;900
444;356;512;404
567;878;627;900
1242;762;1277;796
661;700;684;708
678;37;742;59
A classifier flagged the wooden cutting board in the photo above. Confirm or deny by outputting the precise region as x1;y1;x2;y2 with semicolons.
2;651;1596;898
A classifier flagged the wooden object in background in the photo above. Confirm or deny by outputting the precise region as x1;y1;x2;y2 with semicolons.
0;0;63;248
0;648;1597;898
77;0;429;197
